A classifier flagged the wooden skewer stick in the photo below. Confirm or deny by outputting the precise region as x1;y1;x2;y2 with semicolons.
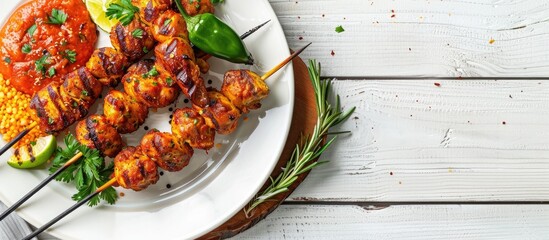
22;44;312;237
201;19;271;61
23;177;117;240
0;152;83;222
0;122;38;156
261;42;312;81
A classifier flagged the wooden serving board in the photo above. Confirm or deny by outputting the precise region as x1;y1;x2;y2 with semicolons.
199;56;318;239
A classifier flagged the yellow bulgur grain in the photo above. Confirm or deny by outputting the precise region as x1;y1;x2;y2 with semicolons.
0;74;45;147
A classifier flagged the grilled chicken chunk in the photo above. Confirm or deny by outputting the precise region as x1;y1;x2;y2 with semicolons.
132;0;172;26
103;90;149;134
114;146;159;191
151;10;188;43
171;108;215;150
195;90;242;135
123;60;179;108
58;67;103;120
221;70;270;113
86;47;129;87
76;115;124;158
30;83;76;134
177;0;214;16
110;19;155;62
141;130;193;172
154;38;208;107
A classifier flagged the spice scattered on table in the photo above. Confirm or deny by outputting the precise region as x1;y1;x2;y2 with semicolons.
335;25;345;33
489;38;495;44
331;50;335;56
434;82;441;87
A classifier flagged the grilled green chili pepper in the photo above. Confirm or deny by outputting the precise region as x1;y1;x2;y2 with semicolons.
175;0;253;65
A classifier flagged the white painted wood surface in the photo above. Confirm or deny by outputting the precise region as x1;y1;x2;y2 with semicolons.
289;79;549;202
269;0;549;77
234;205;549;239
234;0;549;239
11;0;549;239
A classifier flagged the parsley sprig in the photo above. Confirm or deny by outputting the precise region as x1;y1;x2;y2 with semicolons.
49;134;117;207
47;9;68;25
245;60;355;216
106;0;139;26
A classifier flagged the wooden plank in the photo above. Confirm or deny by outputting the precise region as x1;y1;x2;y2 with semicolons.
286;79;549;201
269;0;549;77
234;204;549;239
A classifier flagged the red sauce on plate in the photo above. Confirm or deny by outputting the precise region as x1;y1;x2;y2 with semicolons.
0;0;97;95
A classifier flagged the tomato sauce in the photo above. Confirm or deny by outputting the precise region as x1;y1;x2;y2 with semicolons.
0;0;97;95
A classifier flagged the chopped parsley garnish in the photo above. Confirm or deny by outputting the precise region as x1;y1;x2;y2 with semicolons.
63;50;77;63
335;25;345;33
142;66;158;78
152;81;158;86
82;90;89;96
166;77;174;86
106;0;139;26
163;19;172;27
27;24;37;37
210;0;224;4
48;67;56;77
30;141;37;146
47;9;68;25
48;117;54;125
22;44;32;54
4;57;11;64
35;54;51;75
142;46;149;53
132;29;143;39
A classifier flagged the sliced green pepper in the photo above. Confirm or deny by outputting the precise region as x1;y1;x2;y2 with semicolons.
175;0;253;65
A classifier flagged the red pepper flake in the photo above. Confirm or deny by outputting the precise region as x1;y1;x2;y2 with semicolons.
434;82;441;87
391;14;396;18
330;50;335;56
298;36;303;40
391;9;395;13
390;172;393;176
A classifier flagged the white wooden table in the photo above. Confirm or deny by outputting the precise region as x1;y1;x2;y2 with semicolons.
235;0;549;239
3;0;549;239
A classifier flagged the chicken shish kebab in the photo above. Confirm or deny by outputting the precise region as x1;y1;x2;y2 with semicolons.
30;0;215;135
110;42;311;192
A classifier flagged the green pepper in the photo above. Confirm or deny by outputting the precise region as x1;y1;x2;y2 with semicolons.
175;0;253;65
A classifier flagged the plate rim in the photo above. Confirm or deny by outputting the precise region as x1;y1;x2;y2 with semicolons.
0;0;295;239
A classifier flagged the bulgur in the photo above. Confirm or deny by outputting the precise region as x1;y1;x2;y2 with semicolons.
0;74;45;147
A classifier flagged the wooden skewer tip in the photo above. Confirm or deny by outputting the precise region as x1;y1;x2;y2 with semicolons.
261;42;312;81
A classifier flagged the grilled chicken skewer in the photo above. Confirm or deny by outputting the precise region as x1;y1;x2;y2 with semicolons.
24;44;310;239
0;21;268;224
1;0;248;222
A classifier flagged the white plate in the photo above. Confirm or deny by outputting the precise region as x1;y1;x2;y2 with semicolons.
0;1;294;239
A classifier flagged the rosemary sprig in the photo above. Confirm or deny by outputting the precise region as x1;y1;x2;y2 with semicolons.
245;60;355;215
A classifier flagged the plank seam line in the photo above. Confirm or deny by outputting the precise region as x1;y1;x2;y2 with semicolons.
321;76;549;80
282;201;549;206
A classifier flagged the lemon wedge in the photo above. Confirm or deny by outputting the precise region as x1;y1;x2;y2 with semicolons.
85;0;119;33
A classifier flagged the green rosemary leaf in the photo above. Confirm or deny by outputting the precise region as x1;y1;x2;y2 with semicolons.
244;59;355;216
